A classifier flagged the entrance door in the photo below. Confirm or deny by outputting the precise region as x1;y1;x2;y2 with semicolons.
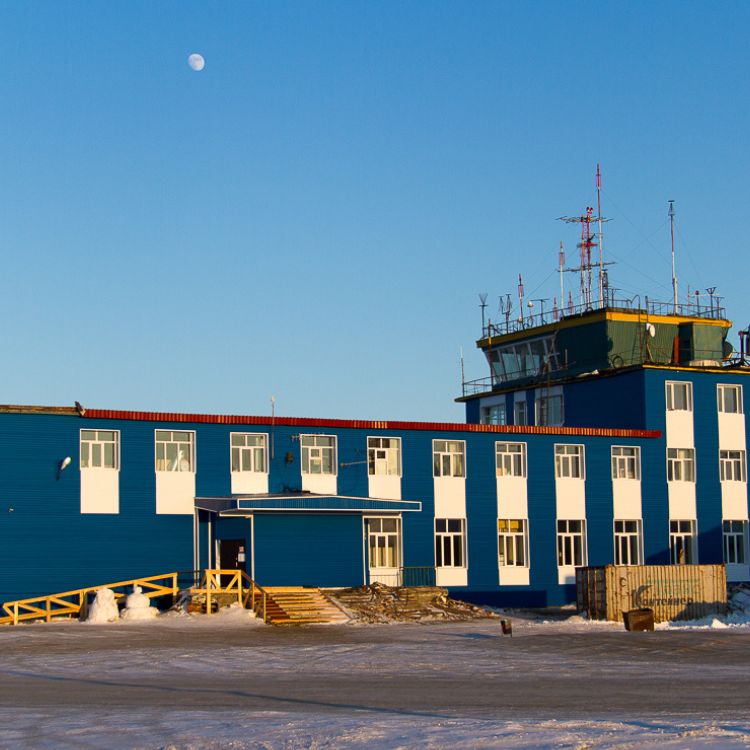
366;517;401;586
219;538;247;575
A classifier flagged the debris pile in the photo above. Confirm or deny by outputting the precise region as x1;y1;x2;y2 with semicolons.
327;583;498;624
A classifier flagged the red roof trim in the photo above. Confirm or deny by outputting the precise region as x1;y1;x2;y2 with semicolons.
84;409;660;439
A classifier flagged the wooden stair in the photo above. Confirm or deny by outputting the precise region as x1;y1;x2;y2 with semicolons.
260;587;350;625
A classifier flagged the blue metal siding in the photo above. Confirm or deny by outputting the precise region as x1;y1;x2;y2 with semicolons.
253;513;364;587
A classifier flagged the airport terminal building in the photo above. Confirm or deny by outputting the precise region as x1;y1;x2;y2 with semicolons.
1;291;748;608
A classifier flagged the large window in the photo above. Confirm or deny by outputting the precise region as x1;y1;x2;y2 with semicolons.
718;384;743;414
481;403;507;426
368;437;402;476
557;520;586;567
368;517;400;568
667;448;695;482
230;433;267;474
498;519;528;567
670;520;697;564
720;450;747;482
301;435;337;475
433;440;466;478
486;335;559;384
80;430;119;470
611;446;641;480
536;394;564;426
496;442;527;477
614;519;642;565
155;431;195;472
666;381;693;411
555;444;585;479
723;520;747;565
435;518;466;567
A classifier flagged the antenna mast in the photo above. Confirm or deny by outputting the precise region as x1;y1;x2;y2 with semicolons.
478;293;488;335
558;241;565;312
596;164;605;305
669;200;677;313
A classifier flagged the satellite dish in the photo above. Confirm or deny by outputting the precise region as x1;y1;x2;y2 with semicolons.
646;323;656;338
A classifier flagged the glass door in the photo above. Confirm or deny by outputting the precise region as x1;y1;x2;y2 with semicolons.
366;517;401;586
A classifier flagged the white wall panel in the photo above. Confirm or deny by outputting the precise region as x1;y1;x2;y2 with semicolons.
156;472;196;515
368;475;401;501
80;469;119;514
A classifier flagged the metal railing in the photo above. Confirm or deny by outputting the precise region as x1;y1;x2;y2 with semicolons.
369;566;436;588
482;294;726;339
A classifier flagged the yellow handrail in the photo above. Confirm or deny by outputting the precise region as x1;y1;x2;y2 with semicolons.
189;569;270;622
0;572;180;626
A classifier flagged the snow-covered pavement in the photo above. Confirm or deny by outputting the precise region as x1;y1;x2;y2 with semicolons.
1;609;749;749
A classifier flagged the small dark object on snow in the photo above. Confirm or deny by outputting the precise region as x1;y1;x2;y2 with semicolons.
500;618;513;636
623;608;654;632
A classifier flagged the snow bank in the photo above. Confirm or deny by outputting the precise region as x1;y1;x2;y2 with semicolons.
657;585;750;630
86;588;119;623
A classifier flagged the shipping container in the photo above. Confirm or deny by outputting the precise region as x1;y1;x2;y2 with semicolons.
576;565;727;623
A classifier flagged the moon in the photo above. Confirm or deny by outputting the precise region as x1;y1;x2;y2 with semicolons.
188;53;205;72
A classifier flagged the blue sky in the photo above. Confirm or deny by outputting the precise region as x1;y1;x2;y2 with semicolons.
0;2;748;421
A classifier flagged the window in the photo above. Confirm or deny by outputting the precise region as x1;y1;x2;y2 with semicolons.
611;446;641;480
536;394;564;426
555;444;585;479
723;520;747;565
481;403;507;425
718;384;743;414
495;442;527;477
230;433;267;474
486;335;560;384
435;518;465;567
666;381;693;411
368;437;402;476
614;520;642;565
720;450;747;482
301;435;336;475
667;448;695;482
670;520;697;564
498;519;528;567
80;430;119;469
514;401;528;426
557;520;586;567
155;431;194;472
433;440;466;478
368;517;400;568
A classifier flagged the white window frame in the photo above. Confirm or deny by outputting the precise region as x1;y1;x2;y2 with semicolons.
723;520;748;565
230;432;268;475
666;381;693;412
498;519;529;567
555;444;585;479
720;449;747;483
435;518;466;568
669;519;697;564
667;447;696;482
557;519;587;567
495;442;527;478
155;430;195;473
718;384;743;414
367;517;401;569
433;440;466;478
300;434;337;476
614;519;643;565
611;446;641;480
80;429;120;470
367;436;402;477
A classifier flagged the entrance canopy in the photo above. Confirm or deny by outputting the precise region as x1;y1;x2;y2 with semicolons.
195;492;422;515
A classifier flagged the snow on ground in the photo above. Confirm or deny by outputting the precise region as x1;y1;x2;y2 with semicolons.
1;710;748;750
3;596;750;748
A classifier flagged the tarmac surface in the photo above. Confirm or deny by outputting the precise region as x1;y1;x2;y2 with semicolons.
2;616;750;721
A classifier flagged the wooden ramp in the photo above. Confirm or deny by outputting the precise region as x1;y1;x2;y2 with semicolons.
261;587;350;625
0;573;179;626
